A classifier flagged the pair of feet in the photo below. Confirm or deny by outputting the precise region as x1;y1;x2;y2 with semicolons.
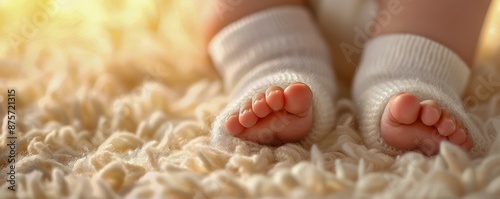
225;83;473;155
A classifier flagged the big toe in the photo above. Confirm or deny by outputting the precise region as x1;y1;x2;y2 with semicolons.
284;83;312;117
386;93;421;125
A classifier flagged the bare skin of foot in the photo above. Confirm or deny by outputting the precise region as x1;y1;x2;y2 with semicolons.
380;93;474;155
225;83;313;145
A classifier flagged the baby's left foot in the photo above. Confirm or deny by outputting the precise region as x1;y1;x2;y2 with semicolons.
380;93;473;155
353;34;490;156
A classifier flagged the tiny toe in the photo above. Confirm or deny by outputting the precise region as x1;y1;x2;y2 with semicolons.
252;92;272;118
387;93;420;125
239;100;258;128
266;86;285;111
284;83;312;117
435;110;457;136
225;114;244;135
448;128;467;145
460;134;474;151
420;100;441;126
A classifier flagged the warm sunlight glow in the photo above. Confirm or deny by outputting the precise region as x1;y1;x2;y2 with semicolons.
477;0;500;66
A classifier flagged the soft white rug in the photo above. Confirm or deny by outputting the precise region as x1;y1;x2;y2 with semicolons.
0;0;500;198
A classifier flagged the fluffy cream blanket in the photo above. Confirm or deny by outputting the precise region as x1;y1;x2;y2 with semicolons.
1;0;500;198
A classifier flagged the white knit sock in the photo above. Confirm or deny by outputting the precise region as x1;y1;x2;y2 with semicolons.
209;6;337;153
353;34;491;156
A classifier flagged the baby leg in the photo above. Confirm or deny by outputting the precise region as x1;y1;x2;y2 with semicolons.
204;1;338;151
353;0;492;156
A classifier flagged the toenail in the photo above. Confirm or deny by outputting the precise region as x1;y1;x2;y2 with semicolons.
253;98;261;105
431;107;440;116
226;115;236;122
253;94;264;105
240;108;250;115
447;118;456;128
456;129;467;143
458;128;466;136
266;88;280;97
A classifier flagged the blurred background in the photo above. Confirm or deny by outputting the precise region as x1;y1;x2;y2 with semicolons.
0;0;498;106
0;0;216;87
476;0;500;68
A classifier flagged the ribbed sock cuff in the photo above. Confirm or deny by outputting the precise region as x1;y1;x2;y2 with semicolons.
353;34;490;156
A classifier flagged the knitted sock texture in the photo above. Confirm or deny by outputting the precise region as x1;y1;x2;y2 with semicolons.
353;34;490;156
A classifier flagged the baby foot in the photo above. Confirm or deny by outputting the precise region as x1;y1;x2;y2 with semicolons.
225;83;313;145
380;93;474;155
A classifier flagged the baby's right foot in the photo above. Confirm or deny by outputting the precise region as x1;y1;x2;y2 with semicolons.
208;7;338;153
225;83;313;145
